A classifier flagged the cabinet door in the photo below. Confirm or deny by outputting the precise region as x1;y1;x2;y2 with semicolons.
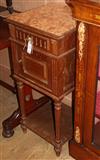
83;25;100;155
12;43;52;90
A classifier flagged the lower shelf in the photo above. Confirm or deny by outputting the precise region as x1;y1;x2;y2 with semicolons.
24;102;73;146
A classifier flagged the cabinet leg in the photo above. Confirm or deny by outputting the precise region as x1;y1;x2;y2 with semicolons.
54;100;62;156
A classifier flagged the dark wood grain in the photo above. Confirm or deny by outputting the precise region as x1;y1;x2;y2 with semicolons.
6;0;14;14
66;1;100;160
0;17;16;93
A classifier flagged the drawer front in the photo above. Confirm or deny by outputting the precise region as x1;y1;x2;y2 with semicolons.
13;44;52;90
15;27;51;52
14;26;75;56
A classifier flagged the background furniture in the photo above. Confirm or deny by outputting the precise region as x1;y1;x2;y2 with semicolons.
0;15;15;92
66;0;100;160
0;0;15;91
6;0;13;14
5;3;76;156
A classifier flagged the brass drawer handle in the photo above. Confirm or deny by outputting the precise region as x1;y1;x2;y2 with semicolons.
23;36;33;54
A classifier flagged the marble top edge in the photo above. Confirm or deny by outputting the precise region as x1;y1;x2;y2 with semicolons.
7;3;76;37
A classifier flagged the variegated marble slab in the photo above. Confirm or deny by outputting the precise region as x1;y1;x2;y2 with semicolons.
7;3;76;37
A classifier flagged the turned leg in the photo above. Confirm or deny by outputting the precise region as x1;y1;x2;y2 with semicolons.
54;100;62;156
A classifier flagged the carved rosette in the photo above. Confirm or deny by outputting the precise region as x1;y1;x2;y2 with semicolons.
74;22;87;144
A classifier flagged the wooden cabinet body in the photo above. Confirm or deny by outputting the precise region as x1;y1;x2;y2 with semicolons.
6;3;76;156
66;1;100;160
10;25;75;99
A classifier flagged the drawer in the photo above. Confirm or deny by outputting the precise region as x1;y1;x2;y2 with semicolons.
15;27;51;52
13;26;75;56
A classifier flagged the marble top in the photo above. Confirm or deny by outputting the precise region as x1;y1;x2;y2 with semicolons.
7;3;76;37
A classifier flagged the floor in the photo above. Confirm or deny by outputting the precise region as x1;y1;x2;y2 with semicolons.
0;86;75;160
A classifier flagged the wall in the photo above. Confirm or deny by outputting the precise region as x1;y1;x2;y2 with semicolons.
0;0;45;9
0;0;65;11
14;0;64;12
